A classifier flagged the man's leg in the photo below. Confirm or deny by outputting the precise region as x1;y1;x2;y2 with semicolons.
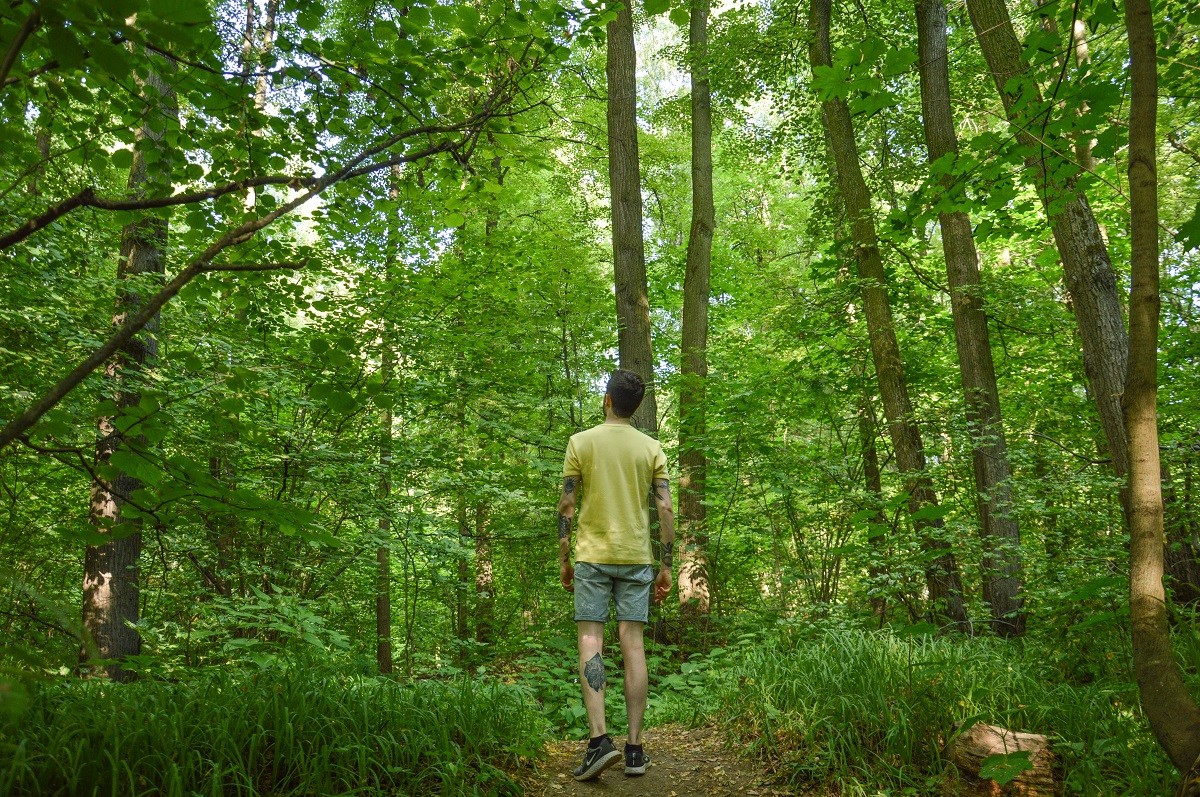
618;620;648;745
577;620;607;738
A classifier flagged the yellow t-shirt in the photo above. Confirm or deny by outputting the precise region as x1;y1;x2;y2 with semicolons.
562;423;669;565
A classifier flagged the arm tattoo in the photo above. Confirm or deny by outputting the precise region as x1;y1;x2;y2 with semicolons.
660;540;674;569
563;476;577;495
653;478;670;503
583;653;606;693
558;514;570;539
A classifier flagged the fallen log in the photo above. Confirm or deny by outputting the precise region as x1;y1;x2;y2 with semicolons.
945;722;1057;796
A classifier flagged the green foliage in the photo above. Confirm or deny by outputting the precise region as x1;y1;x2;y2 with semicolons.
978;750;1034;786
499;630;724;738
711;623;1178;795
0;667;546;796
1;0;1200;788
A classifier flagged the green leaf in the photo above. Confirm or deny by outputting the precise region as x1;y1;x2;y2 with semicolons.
45;25;85;68
148;0;211;24
897;621;938;637
1065;575;1124;601
110;148;134;172
643;0;670;15
89;41;129;77
979;751;1034;785
910;503;950;522
669;6;689;25
1177;202;1200;252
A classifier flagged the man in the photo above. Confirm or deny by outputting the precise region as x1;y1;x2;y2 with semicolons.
557;370;675;781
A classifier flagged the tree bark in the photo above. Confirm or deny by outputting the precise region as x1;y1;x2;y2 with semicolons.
1123;0;1200;777
1164;458;1200;605
858;386;889;621
606;0;658;433
809;0;969;629
678;0;714;617
916;0;1024;636
474;502;494;645
374;163;406;676
965;0;1128;479
81;53;177;681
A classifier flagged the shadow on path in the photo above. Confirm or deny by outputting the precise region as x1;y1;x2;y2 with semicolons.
520;724;794;797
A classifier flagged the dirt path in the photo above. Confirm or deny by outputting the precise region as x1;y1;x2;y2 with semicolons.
517;725;795;797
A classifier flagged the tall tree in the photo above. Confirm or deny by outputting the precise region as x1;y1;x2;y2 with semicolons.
965;0;1129;480
808;0;969;629
1123;0;1200;781
606;0;658;432
376;165;403;676
915;0;1024;636
678;0;714;617
81;53;177;680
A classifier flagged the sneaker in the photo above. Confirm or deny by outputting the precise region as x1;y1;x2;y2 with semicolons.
624;744;650;776
572;736;621;781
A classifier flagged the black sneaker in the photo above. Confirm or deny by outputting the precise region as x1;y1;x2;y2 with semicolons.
624;744;650;776
572;736;620;781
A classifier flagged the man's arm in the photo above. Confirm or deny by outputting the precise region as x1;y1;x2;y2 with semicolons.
652;478;674;603
558;476;578;592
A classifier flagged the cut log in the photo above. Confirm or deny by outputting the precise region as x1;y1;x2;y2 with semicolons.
946;722;1057;796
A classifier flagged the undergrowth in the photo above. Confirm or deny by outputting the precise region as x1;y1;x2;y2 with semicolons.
710;622;1179;795
7;621;1184;796
503;631;716;738
0;662;547;796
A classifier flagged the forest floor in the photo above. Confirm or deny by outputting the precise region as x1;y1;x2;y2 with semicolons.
513;724;803;797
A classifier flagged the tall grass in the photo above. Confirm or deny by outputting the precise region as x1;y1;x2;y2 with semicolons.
1;664;547;796
713;627;1178;795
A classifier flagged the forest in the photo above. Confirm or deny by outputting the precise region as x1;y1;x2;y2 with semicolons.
1;0;1198;794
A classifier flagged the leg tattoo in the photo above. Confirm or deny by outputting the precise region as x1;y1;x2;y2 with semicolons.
584;653;606;693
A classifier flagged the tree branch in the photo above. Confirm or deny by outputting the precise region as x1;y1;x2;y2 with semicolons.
1167;131;1200;169
0;113;486;252
0;178;299;251
205;261;305;272
0;133;464;451
0;8;38;88
1;56;58;87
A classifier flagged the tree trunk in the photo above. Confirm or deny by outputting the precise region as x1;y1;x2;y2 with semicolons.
81;54;177;681
455;496;470;646
809;0;969;630
965;0;1128;479
858;386;888;620
474;502;494;645
606;0;657;433
470;149;502;647
916;0;1024;636
1123;0;1200;778
1164;457;1200;605
678;0;714;618
376;307;394;675
254;0;279;111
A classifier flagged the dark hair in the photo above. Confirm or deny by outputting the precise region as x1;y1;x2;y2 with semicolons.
606;370;645;418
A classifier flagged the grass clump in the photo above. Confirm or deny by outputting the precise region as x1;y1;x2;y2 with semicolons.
712;624;1177;795
1;663;547;796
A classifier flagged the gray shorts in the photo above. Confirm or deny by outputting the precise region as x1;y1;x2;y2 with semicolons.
574;562;654;624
